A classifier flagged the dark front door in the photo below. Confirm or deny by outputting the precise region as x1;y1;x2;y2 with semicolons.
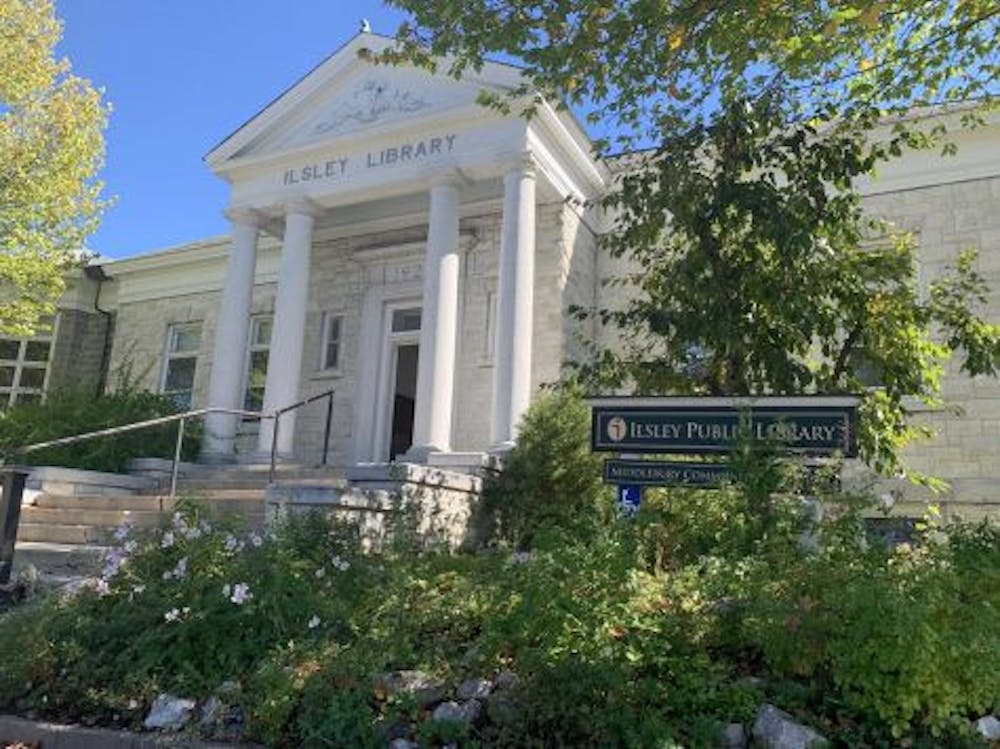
389;344;419;460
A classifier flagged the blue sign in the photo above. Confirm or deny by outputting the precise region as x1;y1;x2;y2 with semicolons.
617;484;642;517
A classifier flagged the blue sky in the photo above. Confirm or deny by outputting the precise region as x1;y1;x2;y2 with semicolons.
57;1;412;258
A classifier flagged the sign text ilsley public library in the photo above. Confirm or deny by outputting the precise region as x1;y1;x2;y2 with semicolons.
591;397;859;456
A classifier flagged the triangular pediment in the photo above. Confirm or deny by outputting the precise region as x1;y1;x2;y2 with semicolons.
206;33;521;169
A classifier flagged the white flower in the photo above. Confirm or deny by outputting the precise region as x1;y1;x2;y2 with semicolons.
95;579;111;597
123;539;137;554
230;582;252;605
307;615;321;629
183;525;202;540
224;534;240;553
160;531;175;549
162;570;172;581
171;557;188;579
249;532;263;548
164;608;181;623
113;523;133;542
132;584;146;595
331;555;350;572
314;567;325;579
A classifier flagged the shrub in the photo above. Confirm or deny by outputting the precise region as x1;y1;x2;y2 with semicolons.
478;386;612;548
0;384;199;472
0;492;995;747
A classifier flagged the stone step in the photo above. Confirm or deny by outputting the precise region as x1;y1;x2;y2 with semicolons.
33;493;266;516
17;522;110;545
21;506;164;529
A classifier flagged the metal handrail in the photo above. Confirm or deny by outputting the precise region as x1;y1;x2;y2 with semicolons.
7;386;336;496
11;406;270;499
268;389;335;482
18;407;268;455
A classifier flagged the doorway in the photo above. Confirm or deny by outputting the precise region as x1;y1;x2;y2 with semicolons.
389;343;419;460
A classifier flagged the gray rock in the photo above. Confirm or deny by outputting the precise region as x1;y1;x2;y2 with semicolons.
375;670;446;708
752;704;828;749
388;739;418;749
199;695;223;728
143;693;196;731
716;722;748;749
973;714;1000;741
457;677;493;700
494;669;519;691
431;699;482;725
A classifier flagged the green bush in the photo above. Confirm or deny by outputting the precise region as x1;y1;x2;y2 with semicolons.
0;490;996;747
478;386;612;548
0;384;199;472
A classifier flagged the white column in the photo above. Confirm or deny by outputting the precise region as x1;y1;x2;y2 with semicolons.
491;153;537;449
257;201;315;457
409;174;462;458
202;210;260;461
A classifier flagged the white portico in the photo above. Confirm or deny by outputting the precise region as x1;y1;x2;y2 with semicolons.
199;32;606;467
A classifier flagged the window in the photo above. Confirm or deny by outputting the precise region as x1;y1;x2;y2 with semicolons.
391;308;421;333
0;319;55;408
161;322;201;408
244;315;272;410
320;312;343;371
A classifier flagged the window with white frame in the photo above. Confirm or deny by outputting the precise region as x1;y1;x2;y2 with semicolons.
244;315;272;410
161;322;201;408
319;312;343;371
0;318;56;408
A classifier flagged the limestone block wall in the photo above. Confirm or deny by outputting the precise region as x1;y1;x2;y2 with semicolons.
107;284;277;410
295;231;376;466
452;212;502;451
864;174;1000;512
49;308;110;394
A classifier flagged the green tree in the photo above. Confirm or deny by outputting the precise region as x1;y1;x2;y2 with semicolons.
379;0;998;152
378;2;1000;478
579;91;1000;476
0;0;107;335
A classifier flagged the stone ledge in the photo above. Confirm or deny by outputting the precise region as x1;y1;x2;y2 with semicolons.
0;714;259;748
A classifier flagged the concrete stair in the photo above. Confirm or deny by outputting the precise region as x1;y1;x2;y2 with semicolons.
11;462;347;584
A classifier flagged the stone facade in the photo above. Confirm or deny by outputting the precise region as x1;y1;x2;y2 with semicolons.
865;174;1000;516
47;307;110;394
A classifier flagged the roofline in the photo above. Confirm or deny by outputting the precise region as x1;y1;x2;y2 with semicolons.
205;31;372;162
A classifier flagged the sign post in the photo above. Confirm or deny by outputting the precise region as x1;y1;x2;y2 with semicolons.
0;467;30;586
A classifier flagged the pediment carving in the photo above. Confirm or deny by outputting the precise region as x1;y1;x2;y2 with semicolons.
312;79;429;137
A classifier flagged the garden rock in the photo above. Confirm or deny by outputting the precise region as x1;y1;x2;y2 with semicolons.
973;714;1000;741
457;677;493;700
374;670;446;708
431;699;482;725
143;693;196;730
716;721;748;749
752;704;829;749
199;695;245;741
388;739;418;749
